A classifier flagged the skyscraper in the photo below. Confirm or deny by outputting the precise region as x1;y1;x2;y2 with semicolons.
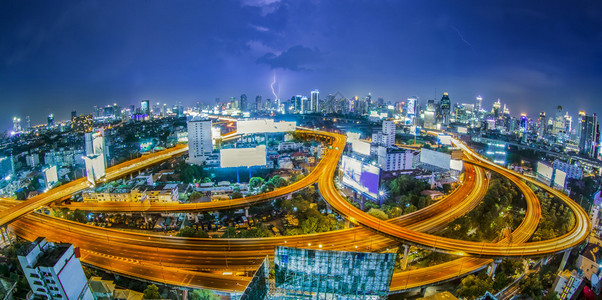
71;110;77;121
47;114;54;128
492;99;501;119
538;112;548;137
12;117;21;133
187;115;213;164
310;89;319;113
439;93;451;125
255;95;262;112
553;105;566;138
141;100;150;116
240;94;248;112
475;95;482;112
579;112;599;158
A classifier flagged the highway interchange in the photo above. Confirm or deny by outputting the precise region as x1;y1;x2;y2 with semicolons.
0;128;591;293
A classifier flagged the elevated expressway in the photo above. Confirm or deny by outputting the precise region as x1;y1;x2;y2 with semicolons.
0;129;591;292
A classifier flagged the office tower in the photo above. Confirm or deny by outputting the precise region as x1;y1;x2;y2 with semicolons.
290;95;303;113
475;95;482;113
47;114;54;128
12;117;21;133
18;237;94;300
187;115;213;164
85;128;107;169
537;112;547;138
406;97;417;117
255;95;262;112
141;100;150;116
553;105;565;136
439;93;451;125
310;89;319;113
326;94;336;114
377;96;385;110
492;99;501;119
424;99;437;129
25;115;31;130
240;94;248;112
71;110;76;121
579;113;599;158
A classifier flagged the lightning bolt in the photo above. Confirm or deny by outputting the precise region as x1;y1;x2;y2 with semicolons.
270;72;278;100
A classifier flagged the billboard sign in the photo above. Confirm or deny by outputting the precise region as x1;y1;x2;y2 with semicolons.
341;155;380;199
220;145;267;168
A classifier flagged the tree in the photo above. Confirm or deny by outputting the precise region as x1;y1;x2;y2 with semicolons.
177;226;209;238
231;189;243;199
143;284;161;299
519;274;543;299
189;191;202;201
456;274;493;300
249;177;265;189
367;208;388;220
189;289;218;300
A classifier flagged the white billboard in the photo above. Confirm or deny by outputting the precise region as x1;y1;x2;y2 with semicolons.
347;132;371;156
457;127;468;134
341;155;380;200
220;145;267;168
44;166;58;187
554;169;567;188
537;162;553;181
450;159;464;171
237;119;296;134
438;134;452;145
420;148;451;170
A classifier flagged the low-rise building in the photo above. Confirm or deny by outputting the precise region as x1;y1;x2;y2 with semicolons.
377;146;419;172
82;184;178;203
553;160;583;180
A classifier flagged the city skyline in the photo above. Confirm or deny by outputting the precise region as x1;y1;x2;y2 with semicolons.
1;1;601;128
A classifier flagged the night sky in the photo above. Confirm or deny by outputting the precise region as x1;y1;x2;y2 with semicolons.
1;0;601;129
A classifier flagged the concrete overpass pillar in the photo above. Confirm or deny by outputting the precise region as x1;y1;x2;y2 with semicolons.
487;259;502;277
286;194;292;200
401;244;410;271
344;219;350;228
419;287;427;297
244;207;249;218
558;248;572;272
0;227;6;243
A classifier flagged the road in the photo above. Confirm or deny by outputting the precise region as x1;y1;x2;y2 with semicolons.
2;129;591;292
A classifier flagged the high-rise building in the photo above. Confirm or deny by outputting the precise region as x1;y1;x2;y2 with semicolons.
139;100;150;116
553;105;566;137
492;99;501;119
18;237;94;300
255;95;262;112
12;117;21;133
25;115;31;130
310;89;319;113
187;115;213;164
377;146;418;171
71;110;77;121
327;94;336;114
424;99;437;129
85;128;108;168
240;94;248;112
538;112;548;137
439;93;451;125
406;97;417;117
140;100;150;116
579;112;599;158
475;95;482;113
47;114;54;128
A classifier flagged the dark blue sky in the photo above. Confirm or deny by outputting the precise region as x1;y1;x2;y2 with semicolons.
1;0;601;128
